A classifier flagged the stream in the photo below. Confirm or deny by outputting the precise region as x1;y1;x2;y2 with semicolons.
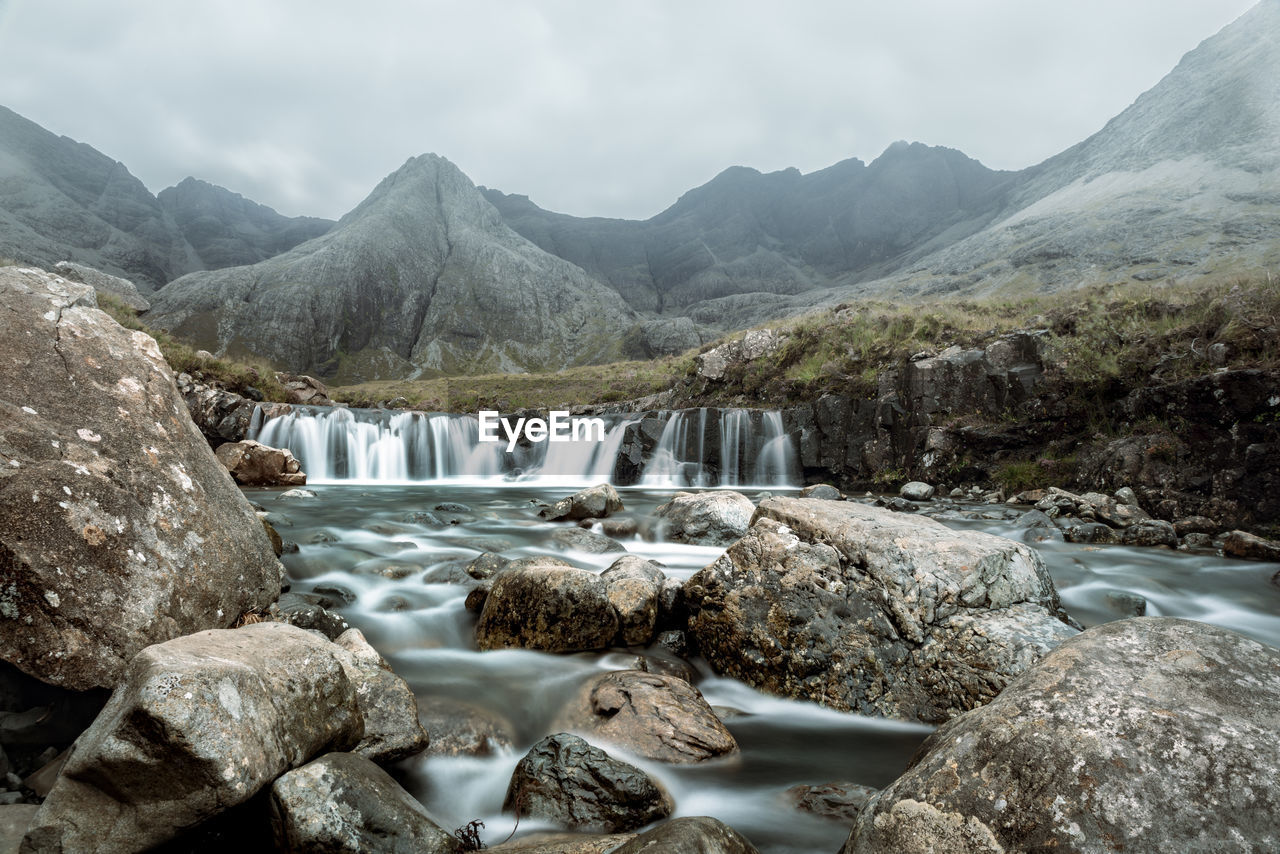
248;482;1280;853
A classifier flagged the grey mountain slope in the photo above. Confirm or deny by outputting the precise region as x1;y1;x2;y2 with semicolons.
158;177;335;270
145;154;639;380
0;105;199;290
483;142;1017;314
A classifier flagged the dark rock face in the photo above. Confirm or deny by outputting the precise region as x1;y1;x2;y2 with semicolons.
147;154;638;380
0;106;199;291
844;618;1280;854
609;816;761;854
684;498;1077;723
270;752;460;854
504;733;673;833
0;268;282;690
157;177;333;270
22;623;363;854
475;559;619;652
553;670;737;764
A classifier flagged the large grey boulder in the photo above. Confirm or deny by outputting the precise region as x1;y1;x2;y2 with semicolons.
333;629;428;763
21;622;363;854
503;733;673;833
601;557;667;647
270;752;460;854
843;618;1280;853
653;491;755;546
52;262;150;311
684;498;1077;723
0;267;282;690
553;670;737;764
475;558;620;652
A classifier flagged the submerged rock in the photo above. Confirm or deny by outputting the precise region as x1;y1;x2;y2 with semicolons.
653;491;755;546
554;670;737;764
22;623;362;854
784;782;879;824
539;483;624;521
504;733;673;833
684;498;1077;723
844;618;1280;853
0;267;282;691
270;752;460;854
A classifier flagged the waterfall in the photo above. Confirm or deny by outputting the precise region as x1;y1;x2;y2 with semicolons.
250;406;798;487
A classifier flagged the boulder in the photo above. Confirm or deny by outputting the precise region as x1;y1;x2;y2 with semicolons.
1222;530;1280;562
414;697;515;758
549;527;626;554
333;629;428;763
488;832;635;853
601;557;666;647
22;622;363;854
214;439;306;486
696;329;784;381
654;491;755;547
553;670;737;764
899;482;935;501
609;816;760;853
539;484;624;521
799;483;842;500
684;498;1077;723
503;733;673;833
844;618;1280;853
270;752;460;853
476;559;620;653
1119;518;1178;548
0;267;282;691
276;372;332;406
52;261;150;312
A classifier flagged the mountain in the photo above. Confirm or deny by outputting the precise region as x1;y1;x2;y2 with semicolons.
145;155;639;381
157;178;334;269
483;142;1017;314
0;105;199;290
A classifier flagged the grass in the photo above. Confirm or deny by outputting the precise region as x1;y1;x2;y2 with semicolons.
96;293;291;402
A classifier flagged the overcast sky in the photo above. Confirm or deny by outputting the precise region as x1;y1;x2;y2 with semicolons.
0;1;1258;221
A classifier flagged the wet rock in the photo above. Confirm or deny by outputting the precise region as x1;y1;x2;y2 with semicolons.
655;579;687;632
684;498;1077;723
214;439;306;486
260;517;285;556
22;623;363;854
1222;530;1280;562
884;497;916;512
553;670;737;764
1014;509;1063;543
899;482;935;502
2;805;38;854
476;559;620;653
334;629;428;763
1113;485;1140;506
1102;590;1148;618
1063;522;1118;544
628;653;699;685
1173;515;1219;536
279;488;318;499
270;752;460;853
784;782;879;823
465;552;510;580
0;267;282;691
1119;518;1178;548
1179;531;1213;550
654;491;755;546
539;484;624;521
844;618;1280;853
549;527;626;554
600;517;640;539
609;816;761;853
415;697;515;758
799;483;842;500
504;733;673;833
487;832;635;853
434;502;472;514
277;602;352;641
601;557;666;646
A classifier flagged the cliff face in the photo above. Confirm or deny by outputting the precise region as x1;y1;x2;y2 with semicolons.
146;154;639;381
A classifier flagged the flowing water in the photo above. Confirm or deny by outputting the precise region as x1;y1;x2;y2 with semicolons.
246;407;1280;852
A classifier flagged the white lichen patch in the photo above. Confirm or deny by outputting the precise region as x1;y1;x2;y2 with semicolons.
76;428;102;443
22;406;37;415
170;465;193;492
44;590;61;608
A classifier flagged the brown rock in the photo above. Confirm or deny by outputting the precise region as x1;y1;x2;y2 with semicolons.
1223;529;1280;562
214;439;306;486
476;559;619;652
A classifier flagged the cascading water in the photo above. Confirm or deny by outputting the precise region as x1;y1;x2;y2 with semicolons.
249;405;799;487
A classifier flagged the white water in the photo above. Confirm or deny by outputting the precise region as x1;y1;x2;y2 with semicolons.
251;406;799;488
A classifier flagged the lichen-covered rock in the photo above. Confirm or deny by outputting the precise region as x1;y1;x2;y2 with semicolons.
601;556;667;646
0;267;282;691
270;752;460;854
214;439;306;486
654;491;755;546
539;484;624;521
843;618;1280;853
21;623;362;854
333;629;428;763
609;816;761;853
696;329;784;381
553;670;737;764
503;733;673;833
476;559;619;652
684;498;1077;723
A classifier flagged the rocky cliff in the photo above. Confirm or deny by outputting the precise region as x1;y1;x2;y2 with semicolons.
145;154;639;381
